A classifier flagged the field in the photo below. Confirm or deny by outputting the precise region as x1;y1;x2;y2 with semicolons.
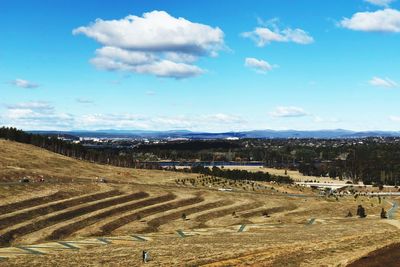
0;139;399;266
220;165;351;184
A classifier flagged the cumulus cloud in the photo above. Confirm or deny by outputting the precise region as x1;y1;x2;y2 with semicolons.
11;79;39;89
364;0;395;7
73;10;224;78
340;8;400;32
244;57;275;73
369;76;398;88
269;106;309;118
242;20;314;46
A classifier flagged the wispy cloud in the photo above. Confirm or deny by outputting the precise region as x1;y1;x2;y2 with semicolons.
369;76;398;88
76;113;247;131
11;79;39;89
2;102;247;131
269;106;309;118
244;57;276;74
364;0;395;7
4;101;73;129
6;101;53;111
242;19;314;46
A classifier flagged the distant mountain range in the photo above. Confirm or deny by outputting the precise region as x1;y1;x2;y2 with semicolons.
28;129;400;139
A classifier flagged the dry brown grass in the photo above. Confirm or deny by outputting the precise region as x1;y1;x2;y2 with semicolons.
0;139;399;267
0;139;198;186
4;220;399;267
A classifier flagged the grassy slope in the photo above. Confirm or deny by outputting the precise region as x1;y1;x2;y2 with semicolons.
0;139;197;185
1;139;399;266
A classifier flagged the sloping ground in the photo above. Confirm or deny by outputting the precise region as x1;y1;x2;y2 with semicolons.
0;139;199;185
0;190;122;229
99;195;205;235
3;219;399;267
0;191;77;216
0;191;148;246
239;203;297;218
140;200;233;233
194;201;261;228
46;193;176;240
3;139;398;266
347;242;400;267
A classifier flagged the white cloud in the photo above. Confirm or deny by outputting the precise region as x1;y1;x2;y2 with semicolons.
364;0;395;7
242;21;314;46
244;57;275;73
340;8;400;32
269;106;309;118
77;114;150;129
6;101;53;111
11;79;39;89
4;102;73;129
204;113;245;124
73;10;224;78
130;60;204;78
77;113;246;131
3;101;246;131
93;46;154;66
389;115;400;122
369;76;398;88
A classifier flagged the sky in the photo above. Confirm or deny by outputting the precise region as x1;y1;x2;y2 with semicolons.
1;0;400;132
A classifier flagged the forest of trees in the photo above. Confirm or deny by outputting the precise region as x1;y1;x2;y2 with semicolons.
136;139;400;185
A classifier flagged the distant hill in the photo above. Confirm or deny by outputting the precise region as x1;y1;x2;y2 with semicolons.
29;129;400;139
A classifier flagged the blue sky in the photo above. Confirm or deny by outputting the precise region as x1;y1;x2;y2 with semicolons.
1;0;400;131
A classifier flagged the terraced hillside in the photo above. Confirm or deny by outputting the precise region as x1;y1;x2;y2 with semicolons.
1;139;399;266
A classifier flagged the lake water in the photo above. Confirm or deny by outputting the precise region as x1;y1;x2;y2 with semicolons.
155;161;264;167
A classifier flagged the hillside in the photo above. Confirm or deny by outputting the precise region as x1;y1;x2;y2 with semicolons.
0;139;399;266
0;139;196;186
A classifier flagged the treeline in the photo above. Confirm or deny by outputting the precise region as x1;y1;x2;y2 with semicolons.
3;126;400;185
174;166;293;184
135;140;240;161
133;138;400;185
0;127;159;169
